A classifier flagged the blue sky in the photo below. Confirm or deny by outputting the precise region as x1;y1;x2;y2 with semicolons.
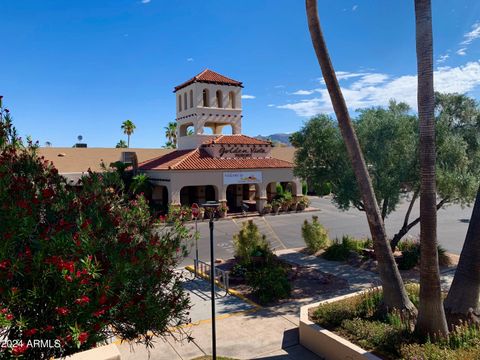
1;0;480;148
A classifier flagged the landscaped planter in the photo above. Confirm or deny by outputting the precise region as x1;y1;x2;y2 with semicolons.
57;344;121;360
299;289;383;360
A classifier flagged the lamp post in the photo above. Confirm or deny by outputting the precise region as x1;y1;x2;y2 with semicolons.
202;201;220;360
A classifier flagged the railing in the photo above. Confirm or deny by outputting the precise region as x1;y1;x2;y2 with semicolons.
194;259;230;294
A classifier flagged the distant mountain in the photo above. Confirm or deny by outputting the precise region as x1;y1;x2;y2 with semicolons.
255;133;292;146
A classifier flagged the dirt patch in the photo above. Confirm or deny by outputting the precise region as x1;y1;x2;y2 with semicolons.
218;258;348;306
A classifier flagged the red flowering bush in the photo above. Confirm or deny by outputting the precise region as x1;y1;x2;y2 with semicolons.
0;110;192;359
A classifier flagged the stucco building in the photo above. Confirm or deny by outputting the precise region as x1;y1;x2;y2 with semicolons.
137;69;301;212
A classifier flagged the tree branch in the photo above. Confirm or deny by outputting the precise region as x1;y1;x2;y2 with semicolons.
390;196;449;250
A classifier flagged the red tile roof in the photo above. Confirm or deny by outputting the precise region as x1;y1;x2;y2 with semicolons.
204;135;271;146
138;148;293;171
174;69;243;92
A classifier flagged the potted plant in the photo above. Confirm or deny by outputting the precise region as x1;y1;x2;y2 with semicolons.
263;203;272;215
289;201;298;212
204;206;215;219
281;198;291;212
271;200;281;215
217;203;229;218
297;196;311;211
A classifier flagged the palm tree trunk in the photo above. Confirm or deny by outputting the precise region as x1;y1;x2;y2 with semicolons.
413;0;448;338
305;0;415;312
127;135;130;148
444;186;480;327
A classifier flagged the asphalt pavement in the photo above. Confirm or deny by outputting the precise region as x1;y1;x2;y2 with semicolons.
181;195;472;267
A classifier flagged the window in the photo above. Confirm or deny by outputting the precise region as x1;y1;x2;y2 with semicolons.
178;94;182;112
184;92;188;110
229;91;236;109
202;89;210;107
216;90;223;108
189;89;193;108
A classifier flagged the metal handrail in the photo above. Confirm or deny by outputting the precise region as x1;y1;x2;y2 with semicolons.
194;259;230;294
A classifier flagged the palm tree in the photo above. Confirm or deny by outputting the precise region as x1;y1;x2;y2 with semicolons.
164;122;177;148
444;187;480;327
116;140;127;148
305;0;415;312
121;120;136;148
413;0;448;338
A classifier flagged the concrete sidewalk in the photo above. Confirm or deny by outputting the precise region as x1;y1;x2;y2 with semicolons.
118;248;457;359
117;307;320;360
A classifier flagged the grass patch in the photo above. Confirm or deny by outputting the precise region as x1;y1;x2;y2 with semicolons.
311;284;480;360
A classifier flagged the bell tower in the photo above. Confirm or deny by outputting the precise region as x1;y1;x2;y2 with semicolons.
174;69;243;150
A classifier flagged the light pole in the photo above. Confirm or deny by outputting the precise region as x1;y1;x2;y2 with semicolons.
202;201;219;360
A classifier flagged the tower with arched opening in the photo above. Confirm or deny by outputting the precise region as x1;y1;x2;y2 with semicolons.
174;69;243;150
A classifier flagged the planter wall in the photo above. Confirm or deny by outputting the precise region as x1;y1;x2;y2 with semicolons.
58;344;121;360
299;290;382;360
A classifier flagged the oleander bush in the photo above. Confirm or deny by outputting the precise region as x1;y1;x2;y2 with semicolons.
0;111;193;359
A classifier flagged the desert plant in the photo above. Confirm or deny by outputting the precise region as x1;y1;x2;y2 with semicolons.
233;220;269;265
262;203;272;214
323;235;367;261
246;264;291;305
301;216;330;253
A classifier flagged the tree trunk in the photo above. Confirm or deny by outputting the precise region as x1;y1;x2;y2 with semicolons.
413;0;449;338
444;186;480;328
128;135;130;148
305;0;415;313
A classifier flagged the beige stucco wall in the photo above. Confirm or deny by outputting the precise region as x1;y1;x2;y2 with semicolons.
147;168;301;211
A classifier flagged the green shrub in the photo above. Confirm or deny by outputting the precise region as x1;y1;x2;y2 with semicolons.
301;216;330;253
233;220;269;265
246;265;291;305
302;181;308;195
323;235;366;261
340;318;402;355
400;342;480;360
397;240;450;270
311;297;359;328
356;288;383;318
275;183;284;198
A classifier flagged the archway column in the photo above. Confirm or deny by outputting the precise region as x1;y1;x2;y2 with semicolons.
256;183;268;212
293;178;303;201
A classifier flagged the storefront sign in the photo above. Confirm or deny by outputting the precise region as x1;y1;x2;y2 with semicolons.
223;171;262;185
218;145;267;158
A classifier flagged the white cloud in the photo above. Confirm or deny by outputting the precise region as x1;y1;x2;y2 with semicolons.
461;22;480;45
437;54;449;64
267;104;275;107
352;5;358;11
457;48;467;56
186;58;194;62
292;89;315;95
278;61;480;117
141;0;151;3
241;94;256;99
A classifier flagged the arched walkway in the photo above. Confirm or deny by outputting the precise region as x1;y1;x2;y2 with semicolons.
180;185;217;206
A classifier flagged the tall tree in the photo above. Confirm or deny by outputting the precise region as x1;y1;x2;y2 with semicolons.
413;0;448;338
444;187;480;326
116;139;128;148
305;0;414;312
291;97;479;250
121;120;136;148
164;122;177;149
